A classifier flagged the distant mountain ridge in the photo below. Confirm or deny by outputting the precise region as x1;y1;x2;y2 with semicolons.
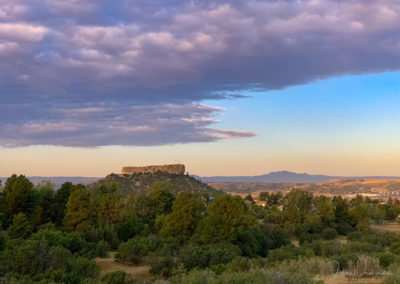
2;171;400;187
0;176;100;187
199;171;400;183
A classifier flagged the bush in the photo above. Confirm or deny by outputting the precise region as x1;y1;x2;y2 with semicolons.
345;255;381;280
384;264;400;284
377;252;398;268
347;231;363;241
68;256;100;279
234;229;270;257
85;226;120;250
32;229;91;255
225;257;251;273
150;255;176;277
170;267;315;284
115;219;143;242
267;246;301;262
96;240;110;258
336;222;353;235
208;243;241;266
116;236;159;264
390;241;400;255
101;270;141;284
321;228;338;240
299;232;319;245
177;243;241;271
0;238;99;282
7;212;32;239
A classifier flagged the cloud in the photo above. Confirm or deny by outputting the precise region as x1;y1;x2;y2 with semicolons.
1;0;400;146
0;103;255;147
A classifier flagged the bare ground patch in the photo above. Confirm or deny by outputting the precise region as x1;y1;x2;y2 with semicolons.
371;222;400;234
95;252;152;280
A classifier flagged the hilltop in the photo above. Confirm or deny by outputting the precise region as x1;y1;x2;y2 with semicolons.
91;171;222;196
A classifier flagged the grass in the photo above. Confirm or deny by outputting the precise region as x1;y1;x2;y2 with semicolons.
316;273;383;284
95;252;152;280
370;222;400;234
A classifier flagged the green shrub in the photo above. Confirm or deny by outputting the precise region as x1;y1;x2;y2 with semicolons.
207;243;241;266
299;232;319;245
377;252;398;268
390;241;400;255
85;226;120;250
149;255;176;277
234;229;270;257
170;267;315;284
101;270;141;284
384;263;400;284
347;231;363;241
267;246;300;262
7;212;32;239
96;240;110;258
321;228;338;240
116;236;159;264
68;256;100;279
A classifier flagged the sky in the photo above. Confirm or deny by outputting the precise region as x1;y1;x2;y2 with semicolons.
1;0;400;177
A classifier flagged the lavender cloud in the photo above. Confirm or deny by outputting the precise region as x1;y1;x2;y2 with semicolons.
0;103;255;147
1;0;400;146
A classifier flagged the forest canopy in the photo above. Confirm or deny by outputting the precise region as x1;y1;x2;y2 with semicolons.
1;175;400;283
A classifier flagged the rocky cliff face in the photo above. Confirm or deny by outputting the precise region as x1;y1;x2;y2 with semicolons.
121;164;185;175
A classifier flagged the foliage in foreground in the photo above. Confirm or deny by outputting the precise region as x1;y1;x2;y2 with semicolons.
1;174;400;283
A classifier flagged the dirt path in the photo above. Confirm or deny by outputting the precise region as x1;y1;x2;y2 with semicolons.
95;252;152;280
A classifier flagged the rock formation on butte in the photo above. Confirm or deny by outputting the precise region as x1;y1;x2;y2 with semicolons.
121;164;185;175
90;164;222;197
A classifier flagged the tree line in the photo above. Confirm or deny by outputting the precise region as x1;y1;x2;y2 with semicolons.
2;174;400;283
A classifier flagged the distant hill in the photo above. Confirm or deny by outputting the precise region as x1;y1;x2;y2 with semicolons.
2;171;400;188
199;171;400;183
0;176;100;187
90;172;222;196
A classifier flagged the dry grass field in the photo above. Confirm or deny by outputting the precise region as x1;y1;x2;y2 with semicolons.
316;274;383;284
371;222;400;234
95;252;152;280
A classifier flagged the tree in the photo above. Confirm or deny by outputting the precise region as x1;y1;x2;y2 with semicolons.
33;181;55;226
197;195;255;243
333;196;355;234
161;192;204;239
136;183;175;223
65;187;93;232
314;195;335;223
8;212;32;239
148;183;175;216
98;193;123;225
53;182;78;225
282;189;313;224
266;191;283;206
244;194;254;204
3;175;34;225
259;192;269;201
91;183;124;226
